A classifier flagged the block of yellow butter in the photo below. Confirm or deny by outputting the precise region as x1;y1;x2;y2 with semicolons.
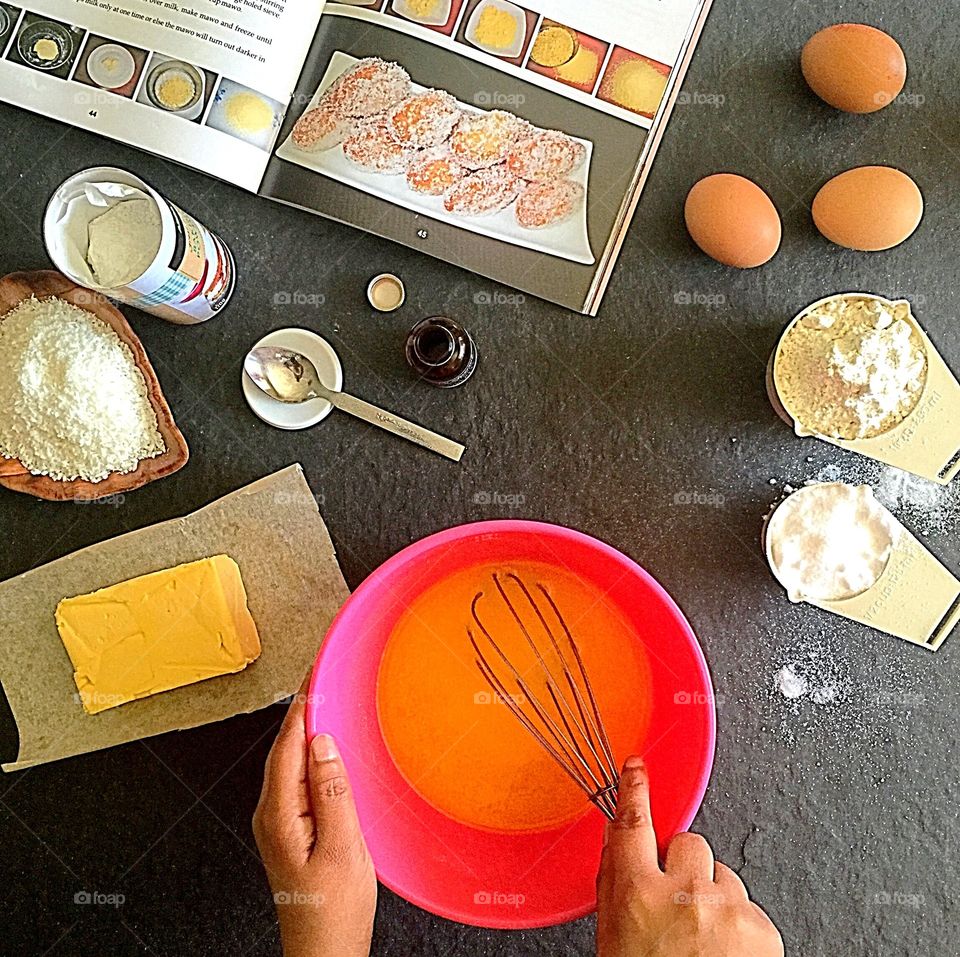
55;555;261;715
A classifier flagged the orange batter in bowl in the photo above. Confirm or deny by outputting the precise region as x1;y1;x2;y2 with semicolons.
376;560;652;833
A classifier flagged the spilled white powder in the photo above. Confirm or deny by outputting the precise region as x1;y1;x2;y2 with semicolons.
0;297;165;481
761;623;927;762
813;459;960;538
766;482;899;602
759;473;935;762
775;664;808;699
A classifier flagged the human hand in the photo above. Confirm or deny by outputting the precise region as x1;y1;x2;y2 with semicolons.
253;678;377;957
596;757;783;957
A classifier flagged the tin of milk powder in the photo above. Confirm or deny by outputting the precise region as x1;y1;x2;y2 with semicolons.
44;167;235;324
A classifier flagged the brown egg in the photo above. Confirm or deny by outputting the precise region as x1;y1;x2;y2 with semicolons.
684;173;781;268
812;166;923;251
801;23;906;113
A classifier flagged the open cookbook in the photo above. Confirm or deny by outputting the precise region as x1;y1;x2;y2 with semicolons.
0;0;713;313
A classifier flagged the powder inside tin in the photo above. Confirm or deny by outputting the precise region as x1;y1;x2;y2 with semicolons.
86;197;163;288
776;296;927;440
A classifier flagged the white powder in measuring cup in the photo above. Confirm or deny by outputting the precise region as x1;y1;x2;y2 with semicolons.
775;296;927;440
766;482;899;602
86;197;162;288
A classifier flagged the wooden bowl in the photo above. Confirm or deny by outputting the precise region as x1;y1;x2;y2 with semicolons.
0;270;188;501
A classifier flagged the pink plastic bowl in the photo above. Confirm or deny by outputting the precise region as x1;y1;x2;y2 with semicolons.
306;520;715;930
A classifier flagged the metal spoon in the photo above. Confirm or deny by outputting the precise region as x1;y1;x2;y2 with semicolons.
244;346;465;462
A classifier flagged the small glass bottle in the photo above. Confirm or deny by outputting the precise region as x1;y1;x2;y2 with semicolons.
405;316;478;388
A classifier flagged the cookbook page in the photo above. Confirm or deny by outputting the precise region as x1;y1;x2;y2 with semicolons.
324;0;704;128
259;0;710;312
0;0;323;190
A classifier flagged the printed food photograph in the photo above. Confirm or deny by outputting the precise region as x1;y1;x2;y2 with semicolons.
0;4;20;50
6;12;84;79
388;0;465;35
277;53;595;263
73;34;147;98
2;1;960;956
205;77;284;150
457;0;537;65
526;20;609;94
136;52;216;122
597;45;672;118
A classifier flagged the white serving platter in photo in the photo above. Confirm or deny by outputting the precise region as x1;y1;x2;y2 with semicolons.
275;51;595;265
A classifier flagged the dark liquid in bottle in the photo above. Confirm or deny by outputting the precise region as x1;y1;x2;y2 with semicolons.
405;316;478;388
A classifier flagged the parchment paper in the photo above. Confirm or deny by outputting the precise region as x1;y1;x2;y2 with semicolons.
0;465;350;771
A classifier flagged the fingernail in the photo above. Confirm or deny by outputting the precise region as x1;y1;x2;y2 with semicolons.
602;822;612;847
624;755;645;771
311;733;339;762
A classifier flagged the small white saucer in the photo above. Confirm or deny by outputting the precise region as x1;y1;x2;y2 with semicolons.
242;327;343;431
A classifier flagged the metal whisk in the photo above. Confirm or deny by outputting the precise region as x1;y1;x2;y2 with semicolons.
468;572;621;821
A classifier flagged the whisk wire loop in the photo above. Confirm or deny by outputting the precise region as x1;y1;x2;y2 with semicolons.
468;572;621;821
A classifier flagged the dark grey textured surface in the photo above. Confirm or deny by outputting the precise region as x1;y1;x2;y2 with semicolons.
1;0;959;954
